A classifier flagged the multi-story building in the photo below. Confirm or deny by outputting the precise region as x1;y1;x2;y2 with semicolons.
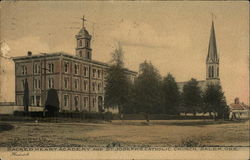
13;17;137;112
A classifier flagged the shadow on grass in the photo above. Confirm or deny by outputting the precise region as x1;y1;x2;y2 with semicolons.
112;119;249;127
151;119;249;127
0;123;14;132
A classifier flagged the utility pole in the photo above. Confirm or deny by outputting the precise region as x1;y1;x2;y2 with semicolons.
40;53;49;116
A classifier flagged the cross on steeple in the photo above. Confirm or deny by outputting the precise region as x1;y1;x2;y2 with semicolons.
211;12;216;21
81;15;86;28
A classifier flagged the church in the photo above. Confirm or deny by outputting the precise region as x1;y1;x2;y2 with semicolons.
177;20;220;91
12;16;137;113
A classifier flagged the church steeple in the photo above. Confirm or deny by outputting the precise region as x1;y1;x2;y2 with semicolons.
75;15;92;60
206;20;220;83
206;21;219;63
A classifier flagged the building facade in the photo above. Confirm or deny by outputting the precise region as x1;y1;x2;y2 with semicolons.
177;21;220;92
13;17;137;113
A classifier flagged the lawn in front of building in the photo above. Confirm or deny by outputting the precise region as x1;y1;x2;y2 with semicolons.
0;119;248;147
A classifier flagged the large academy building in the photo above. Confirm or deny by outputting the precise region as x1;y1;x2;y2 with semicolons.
13;17;137;113
177;21;220;91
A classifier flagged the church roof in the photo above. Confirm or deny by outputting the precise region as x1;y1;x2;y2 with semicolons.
177;80;207;92
206;21;219;63
78;28;90;36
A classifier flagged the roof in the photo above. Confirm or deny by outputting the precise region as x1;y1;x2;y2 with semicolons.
229;103;249;110
78;28;90;36
12;52;137;74
177;80;207;92
206;21;219;63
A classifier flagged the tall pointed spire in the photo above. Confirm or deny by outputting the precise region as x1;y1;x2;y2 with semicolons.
206;21;219;63
206;20;220;83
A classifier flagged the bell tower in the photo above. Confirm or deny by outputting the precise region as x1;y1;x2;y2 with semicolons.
75;16;92;60
206;20;220;84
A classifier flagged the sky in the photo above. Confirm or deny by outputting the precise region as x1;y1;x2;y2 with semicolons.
0;1;249;104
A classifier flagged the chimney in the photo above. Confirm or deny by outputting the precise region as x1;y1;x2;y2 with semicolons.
27;51;32;56
234;97;240;104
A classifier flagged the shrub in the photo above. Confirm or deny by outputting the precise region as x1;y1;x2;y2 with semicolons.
104;112;113;122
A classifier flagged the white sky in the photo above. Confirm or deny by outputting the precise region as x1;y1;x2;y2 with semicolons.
1;1;249;104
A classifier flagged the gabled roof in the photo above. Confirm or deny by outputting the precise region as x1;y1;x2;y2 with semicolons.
229;103;248;110
206;21;219;63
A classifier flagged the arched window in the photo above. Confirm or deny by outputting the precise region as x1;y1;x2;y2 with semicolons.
211;66;214;78
208;66;211;78
217;67;219;77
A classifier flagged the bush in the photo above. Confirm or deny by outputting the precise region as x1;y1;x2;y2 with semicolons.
104;112;113;122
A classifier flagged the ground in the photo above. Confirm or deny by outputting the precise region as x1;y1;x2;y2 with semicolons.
0;120;249;147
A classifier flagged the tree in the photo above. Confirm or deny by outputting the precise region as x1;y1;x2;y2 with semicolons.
182;78;202;115
104;45;131;114
134;61;163;114
23;79;29;113
203;83;228;119
45;89;60;117
162;73;180;115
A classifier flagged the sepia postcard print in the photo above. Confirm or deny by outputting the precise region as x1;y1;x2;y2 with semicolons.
0;1;249;160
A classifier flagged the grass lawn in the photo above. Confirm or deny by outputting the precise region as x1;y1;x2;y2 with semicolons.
0;119;249;147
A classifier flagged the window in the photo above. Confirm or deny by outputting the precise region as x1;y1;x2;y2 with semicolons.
79;50;82;57
79;40;82;46
217;67;219;77
36;96;40;106
84;97;88;108
48;63;54;73
64;95;69;107
74;64;79;74
93;69;96;77
74;79;79;89
93;98;96;107
34;64;37;74
86;41;89;48
211;66;214;78
83;80;88;91
38;79;41;89
22;79;25;90
92;82;96;91
34;79;40;89
31;96;35;106
209;66;212;78
34;64;41;74
83;66;88;76
34;79;37;89
64;62;69;73
87;52;90;59
74;96;79;107
97;70;101;78
64;77;69;89
22;65;27;75
48;78;54;88
98;83;101;91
